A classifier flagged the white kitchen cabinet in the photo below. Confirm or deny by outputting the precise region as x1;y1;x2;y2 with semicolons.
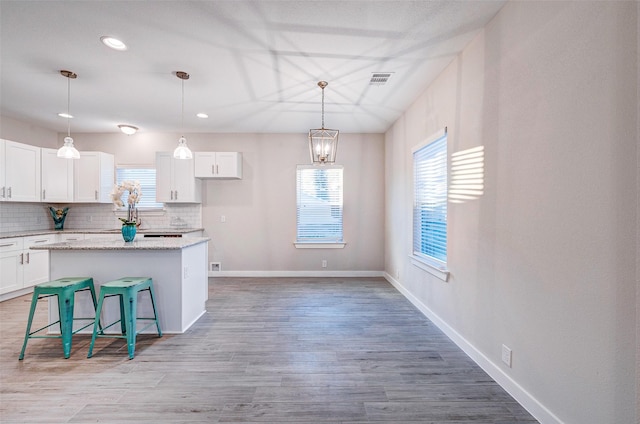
194;152;242;179
155;152;201;203
74;151;115;203
0;234;54;297
41;148;74;202
1;139;41;202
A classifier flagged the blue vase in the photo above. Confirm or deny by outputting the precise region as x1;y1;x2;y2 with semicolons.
121;224;136;242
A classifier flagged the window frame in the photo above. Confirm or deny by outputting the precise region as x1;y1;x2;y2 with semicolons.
115;164;165;212
294;164;345;249
410;128;450;281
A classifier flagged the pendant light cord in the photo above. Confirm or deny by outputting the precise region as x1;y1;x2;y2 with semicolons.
181;78;184;136
67;76;71;137
321;86;325;129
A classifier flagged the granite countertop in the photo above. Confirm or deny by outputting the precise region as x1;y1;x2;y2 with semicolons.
0;228;205;239
30;236;210;250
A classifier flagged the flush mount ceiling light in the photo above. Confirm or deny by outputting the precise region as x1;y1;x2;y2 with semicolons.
173;71;193;159
100;36;127;51
118;124;138;135
308;81;339;165
57;70;80;159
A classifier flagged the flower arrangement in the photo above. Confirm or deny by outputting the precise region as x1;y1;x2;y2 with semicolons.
111;180;142;226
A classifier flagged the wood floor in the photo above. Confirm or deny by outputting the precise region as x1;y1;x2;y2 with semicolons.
1;277;538;423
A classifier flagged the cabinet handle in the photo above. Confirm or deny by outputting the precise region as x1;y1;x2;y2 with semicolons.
25;252;30;264
212;165;215;175
1;186;5;198
42;189;46;199
0;243;15;248
95;190;98;200
33;239;48;243
170;190;174;200
7;187;11;198
20;253;24;265
175;191;178;200
216;164;219;174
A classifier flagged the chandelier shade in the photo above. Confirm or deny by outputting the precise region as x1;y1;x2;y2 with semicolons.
308;81;338;165
57;70;80;159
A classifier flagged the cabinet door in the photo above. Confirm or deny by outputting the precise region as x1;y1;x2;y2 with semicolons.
5;140;41;202
0;238;23;295
22;235;55;288
173;156;198;202
74;152;115;203
155;152;174;202
0;140;6;201
194;152;216;177
215;152;242;179
41;148;74;202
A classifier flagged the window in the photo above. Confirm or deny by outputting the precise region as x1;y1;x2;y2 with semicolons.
296;165;343;245
116;166;163;209
413;130;448;266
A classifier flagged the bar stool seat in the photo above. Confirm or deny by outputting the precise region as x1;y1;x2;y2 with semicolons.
88;277;162;359
19;277;97;360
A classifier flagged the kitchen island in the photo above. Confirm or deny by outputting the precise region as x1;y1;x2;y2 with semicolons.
31;237;210;333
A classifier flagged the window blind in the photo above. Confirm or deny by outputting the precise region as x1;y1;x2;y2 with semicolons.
116;167;164;209
296;165;343;243
413;133;447;263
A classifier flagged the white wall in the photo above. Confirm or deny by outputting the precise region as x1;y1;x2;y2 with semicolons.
60;131;385;273
0;115;58;147
385;2;638;424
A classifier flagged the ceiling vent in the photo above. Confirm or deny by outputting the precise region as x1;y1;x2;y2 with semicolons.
369;73;393;86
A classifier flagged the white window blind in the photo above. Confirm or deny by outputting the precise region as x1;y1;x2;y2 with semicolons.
116;167;164;209
413;132;448;263
296;165;343;243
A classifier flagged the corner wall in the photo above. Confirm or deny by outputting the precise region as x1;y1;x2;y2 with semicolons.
385;2;638;423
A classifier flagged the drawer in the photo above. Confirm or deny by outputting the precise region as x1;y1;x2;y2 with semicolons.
24;234;56;248
0;238;23;253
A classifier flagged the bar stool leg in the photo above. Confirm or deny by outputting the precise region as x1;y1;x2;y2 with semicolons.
148;285;162;337
124;289;137;359
59;287;76;359
87;291;106;358
19;288;41;360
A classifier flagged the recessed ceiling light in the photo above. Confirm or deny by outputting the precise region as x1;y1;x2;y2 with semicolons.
196;113;209;119
100;36;127;51
118;124;138;135
58;112;73;118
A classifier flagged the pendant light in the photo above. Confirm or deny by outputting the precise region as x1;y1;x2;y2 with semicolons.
173;71;193;159
308;81;339;165
57;70;80;159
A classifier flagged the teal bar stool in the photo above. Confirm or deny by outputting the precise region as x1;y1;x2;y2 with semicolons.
88;277;162;360
19;277;98;360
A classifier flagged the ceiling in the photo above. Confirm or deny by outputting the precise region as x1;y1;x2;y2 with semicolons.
0;0;505;135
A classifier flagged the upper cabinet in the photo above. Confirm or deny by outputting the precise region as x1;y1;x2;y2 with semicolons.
41;148;74;202
155;152;201;203
74;151;114;203
194;152;242;179
1;139;41;202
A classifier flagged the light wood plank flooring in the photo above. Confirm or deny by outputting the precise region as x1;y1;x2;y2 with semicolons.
1;277;538;423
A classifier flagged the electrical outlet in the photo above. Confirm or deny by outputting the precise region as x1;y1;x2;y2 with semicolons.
220;215;226;223
321;259;327;268
501;344;512;368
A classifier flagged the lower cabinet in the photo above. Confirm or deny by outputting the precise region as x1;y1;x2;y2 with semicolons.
0;234;55;296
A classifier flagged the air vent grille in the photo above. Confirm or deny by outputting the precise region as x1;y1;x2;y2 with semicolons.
369;73;393;85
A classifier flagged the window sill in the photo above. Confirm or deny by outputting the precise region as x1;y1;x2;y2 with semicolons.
294;242;346;249
410;255;450;282
114;208;166;218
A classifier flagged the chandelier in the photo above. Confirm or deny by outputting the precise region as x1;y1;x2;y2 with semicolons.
308;81;338;164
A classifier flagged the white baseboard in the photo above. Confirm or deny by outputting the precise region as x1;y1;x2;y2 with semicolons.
383;272;563;424
209;270;385;278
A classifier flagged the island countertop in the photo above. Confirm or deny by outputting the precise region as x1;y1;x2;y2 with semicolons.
30;237;210;250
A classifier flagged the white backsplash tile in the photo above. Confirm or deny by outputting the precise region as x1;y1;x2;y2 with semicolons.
0;202;202;233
